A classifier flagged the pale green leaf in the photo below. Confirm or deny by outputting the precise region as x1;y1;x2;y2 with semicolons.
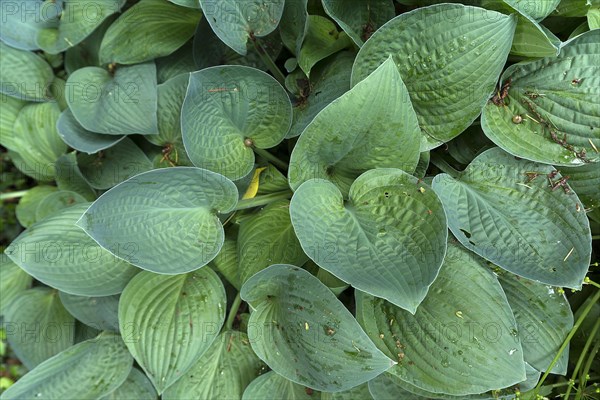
280;0;308;55
322;0;394;46
59;292;120;332
0;258;32;316
242;371;318;400
34;190;87;221
0;41;53;101
15;186;58;228
100;368;158;400
322;382;372;400
54;152;97;201
561;162;600;213
57;109;125;154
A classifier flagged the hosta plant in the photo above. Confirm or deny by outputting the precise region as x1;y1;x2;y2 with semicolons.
0;0;599;399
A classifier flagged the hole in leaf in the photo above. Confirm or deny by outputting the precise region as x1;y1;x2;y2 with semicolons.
459;229;472;238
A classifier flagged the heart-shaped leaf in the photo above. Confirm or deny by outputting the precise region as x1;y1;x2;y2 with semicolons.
290;169;447;312
481;29;600;165
0;258;32;316
0;332;133;400
100;368;158;400
119;269;226;393
5;203;140;296
0;41;54;101
289;57;421;195
322;0;394;47
242;371;317;400
57;109;125;154
59;292;120;332
66;62;159;135
498;273;573;374
240;264;394;392
238;200;307;285
182;66;292;180
198;0;285;55
36;0;125;54
356;242;526;395
352;4;516;149
4;288;74;369
162;331;264;399
15;186;58;228
77;167;238;274
99;0;201;64
431;147;592;288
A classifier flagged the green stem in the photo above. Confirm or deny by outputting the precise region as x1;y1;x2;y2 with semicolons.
251;37;286;86
534;288;600;394
430;153;460;179
542;375;599;389
234;190;293;211
253;147;289;171
0;190;28;201
563;318;600;399
576;331;600;400
225;292;243;331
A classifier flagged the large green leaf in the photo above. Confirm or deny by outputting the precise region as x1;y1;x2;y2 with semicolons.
481;30;600;165
0;332;133;400
66;62;159;135
356;243;526;395
57;109;125;154
279;0;308;56
431;148;592;288
0;258;32;316
119;269;226;394
77;137;153;189
163;331;264;399
210;231;240;289
561;162;600;213
54;152;97;201
4;288;74;369
99;0;201;64
238;200;307;285
36;0;125;54
5;204;140;296
322;0;394;46
290;169;447;312
15;186;58;228
240;264;394;392
289;57;421;195
510;15;561;58
198;0;285;55
0;41;53;101
322;383;373;400
77;167;238;274
64;15;115;74
352;4;516;149
182;66;292;180
287;51;353;139
59;292;120;332
152;73;188;148
242;371;317;400
100;368;158;400
498;273;573;374
0;96;26;149
34;190;88;221
0;0;52;50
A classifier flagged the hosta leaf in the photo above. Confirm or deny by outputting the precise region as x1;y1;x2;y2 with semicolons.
0;332;133;400
77;138;153;189
57;109;125;154
198;0;285;55
0;41;53;101
290;169;447;312
34;190;87;221
182;66;292;180
0;0;51;50
0;96;26;149
0;258;32;316
510;16;561;58
368;373;422;400
356;243;526;395
15;186;58;228
257;164;290;194
316;267;349;297
66;62;159;135
322;0;394;46
152;73;188;148
54;152;97;201
99;0;201;64
589;7;600;28
240;264;394;392
162;331;264;399
431;147;591;288
242;371;317;400
5;204;140;296
100;368;158;400
11;102;67;181
287;51;353;139
59;292;120;332
561;163;600;212
238;200;307;285
279;0;308;55
498;273;573;374
322;382;372;400
77;167;238;274
289;57;421;195
36;0;125;54
298;15;353;76
211;231;240;289
65;16;115;74
155;40;196;84
352;4;516;149
482;30;600;165
119;269;226;393
4;287;74;369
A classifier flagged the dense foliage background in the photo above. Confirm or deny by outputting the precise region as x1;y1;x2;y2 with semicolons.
1;0;599;399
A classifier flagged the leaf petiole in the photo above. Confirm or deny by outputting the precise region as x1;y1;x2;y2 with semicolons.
225;292;243;331
234;190;293;211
